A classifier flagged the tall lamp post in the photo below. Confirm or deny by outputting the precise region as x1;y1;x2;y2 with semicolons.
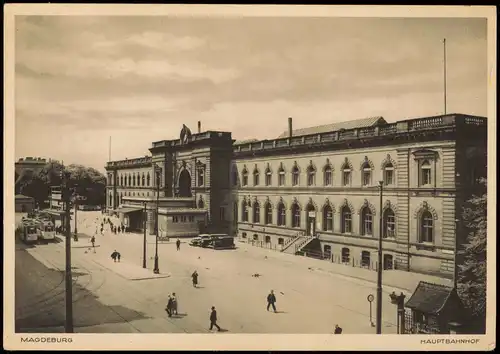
153;165;162;274
376;180;384;334
60;169;74;333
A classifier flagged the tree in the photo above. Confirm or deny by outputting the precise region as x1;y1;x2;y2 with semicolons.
457;178;487;333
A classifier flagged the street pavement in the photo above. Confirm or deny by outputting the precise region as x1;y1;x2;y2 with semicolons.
15;210;451;334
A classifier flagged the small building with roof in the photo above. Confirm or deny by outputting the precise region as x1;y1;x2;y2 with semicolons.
15;194;35;213
404;281;467;334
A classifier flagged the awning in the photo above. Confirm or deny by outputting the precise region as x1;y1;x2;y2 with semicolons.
117;207;142;214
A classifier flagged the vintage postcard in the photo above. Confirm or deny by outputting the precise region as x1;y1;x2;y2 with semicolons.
3;4;496;351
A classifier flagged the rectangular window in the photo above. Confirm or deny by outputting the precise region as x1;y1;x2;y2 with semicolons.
180;215;187;223
172;216;178;223
343;171;351;186
265;173;272;186
384;169;394;186
278;172;285;186
422;169;431;186
364;214;373;235
386;215;396;238
324;170;332;186
362;170;371;186
197;169;204;187
220;207;225;221
189;216;194;222
326;211;333;231
242;175;248;186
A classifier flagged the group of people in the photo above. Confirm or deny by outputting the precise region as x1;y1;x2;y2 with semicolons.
110;249;122;262
101;217;129;235
165;293;179;317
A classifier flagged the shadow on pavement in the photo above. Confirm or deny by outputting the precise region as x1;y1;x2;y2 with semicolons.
218;328;229;332
171;313;188;318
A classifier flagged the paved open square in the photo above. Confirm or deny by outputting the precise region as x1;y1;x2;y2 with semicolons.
17;210;451;334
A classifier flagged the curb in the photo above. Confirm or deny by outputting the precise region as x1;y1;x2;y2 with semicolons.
91;259;171;281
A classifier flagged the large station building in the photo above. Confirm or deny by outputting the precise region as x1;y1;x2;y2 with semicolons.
105;113;487;279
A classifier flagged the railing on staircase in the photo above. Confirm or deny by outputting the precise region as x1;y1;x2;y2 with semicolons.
294;235;314;254
280;231;305;252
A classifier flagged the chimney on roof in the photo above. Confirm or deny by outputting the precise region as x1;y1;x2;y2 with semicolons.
198;121;201;134
288;117;293;138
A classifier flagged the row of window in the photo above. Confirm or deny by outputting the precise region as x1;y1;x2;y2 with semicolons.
172;215;196;223
241;233;394;269
109;172;152;187
235;158;434;188
237;201;434;243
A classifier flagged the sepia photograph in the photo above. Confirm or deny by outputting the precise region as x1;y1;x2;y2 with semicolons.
3;4;496;351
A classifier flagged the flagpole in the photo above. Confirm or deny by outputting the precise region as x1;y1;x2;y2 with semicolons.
443;38;447;115
108;136;112;162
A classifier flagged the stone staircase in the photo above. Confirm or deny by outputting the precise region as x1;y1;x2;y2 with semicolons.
294;236;315;253
281;234;312;255
279;234;302;253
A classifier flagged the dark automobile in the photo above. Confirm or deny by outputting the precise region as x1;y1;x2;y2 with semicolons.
207;235;235;250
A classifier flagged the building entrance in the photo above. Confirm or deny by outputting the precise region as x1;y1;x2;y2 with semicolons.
306;204;316;236
178;169;192;197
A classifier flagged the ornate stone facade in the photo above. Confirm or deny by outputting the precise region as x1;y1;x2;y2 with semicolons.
105;114;487;279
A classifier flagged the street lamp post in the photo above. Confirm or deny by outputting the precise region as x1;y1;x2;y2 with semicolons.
376;180;384;334
60;169;74;333
153;166;161;274
143;201;147;269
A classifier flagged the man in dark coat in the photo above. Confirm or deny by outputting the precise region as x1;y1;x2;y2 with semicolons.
334;324;343;334
165;295;173;317
191;270;199;288
111;250;118;262
209;306;221;331
176;238;181;251
267;290;277;312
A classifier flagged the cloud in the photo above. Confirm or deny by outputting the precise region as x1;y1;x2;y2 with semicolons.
13;16;487;171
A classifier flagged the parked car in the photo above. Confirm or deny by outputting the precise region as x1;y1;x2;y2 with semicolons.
208;235;236;250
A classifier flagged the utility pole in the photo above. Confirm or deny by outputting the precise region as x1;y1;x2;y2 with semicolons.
153;165;161;274
61;169;74;333
376;180;384;334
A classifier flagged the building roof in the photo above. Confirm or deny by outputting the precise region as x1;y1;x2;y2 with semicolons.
234;139;259;145
277;116;387;138
405;281;457;315
15;194;34;200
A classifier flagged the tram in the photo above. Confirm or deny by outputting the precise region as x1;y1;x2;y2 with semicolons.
35;218;56;241
19;220;40;244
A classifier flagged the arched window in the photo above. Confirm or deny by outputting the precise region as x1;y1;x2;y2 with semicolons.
384;162;394;186
253;168;260;186
253;201;260;224
242;201;249;222
108;193;112;205
265;203;272;224
147;173;151;186
361;207;373;236
277;202;286;226
242;168;249;187
123;174;127;186
232;169;238;187
233;202;238;225
142;173;145;186
133;174;136;186
128;174;132;186
342;162;351;186
383;208;396;238
197;167;205;187
307;165;316;186
278;167;285;186
323;205;333;231
341;206;352;233
291;203;301;228
420;210;434;243
324;165;332;186
242;232;247;239
361;162;372;186
341;248;350;263
420;160;432;186
292;166;300;186
265;168;272;186
253;234;259;241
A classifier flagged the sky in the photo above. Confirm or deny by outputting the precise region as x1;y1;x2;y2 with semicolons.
14;16;487;173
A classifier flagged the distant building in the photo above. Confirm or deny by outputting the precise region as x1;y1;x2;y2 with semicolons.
105;114;487;279
15;194;35;213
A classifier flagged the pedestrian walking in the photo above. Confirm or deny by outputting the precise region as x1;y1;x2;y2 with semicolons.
171;293;178;315
165;295;173;317
117;252;121;262
267;290;277;312
334;324;343;334
111;250;118;262
176;238;181;251
209;306;221;332
118;225;121;233
191;270;199;288
91;235;96;249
